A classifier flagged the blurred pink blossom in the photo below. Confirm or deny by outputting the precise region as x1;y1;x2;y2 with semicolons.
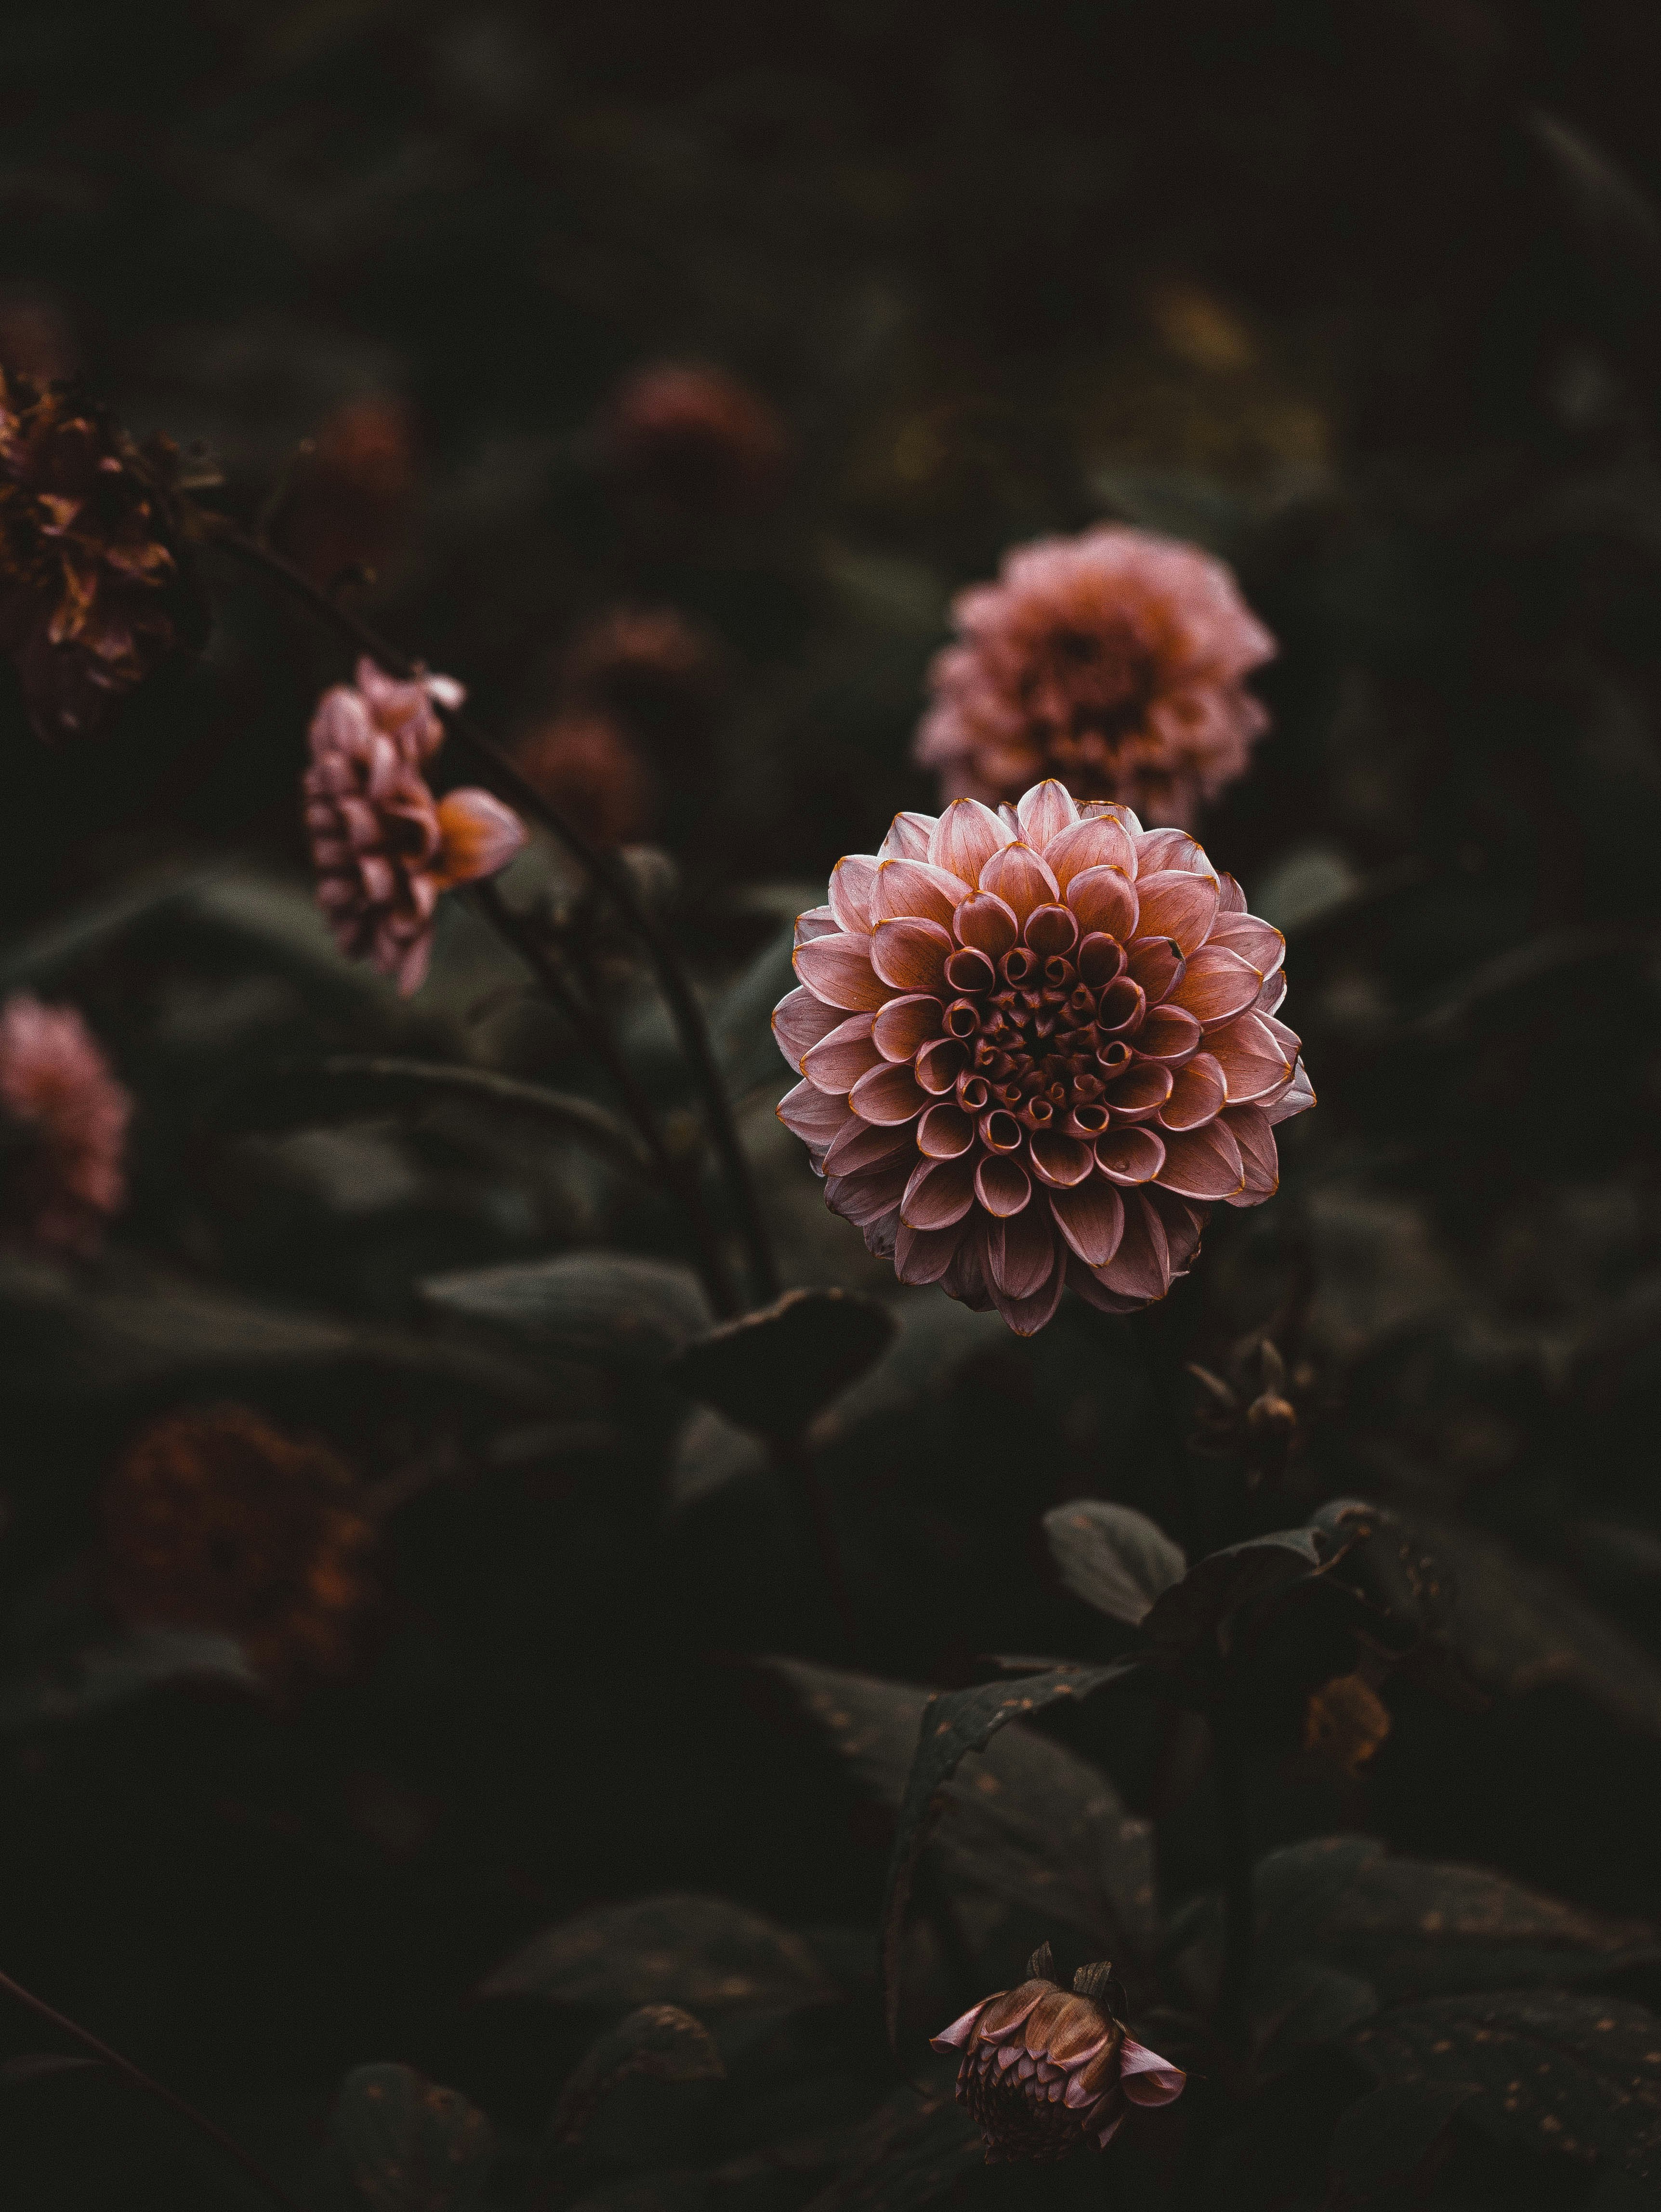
0;991;131;1253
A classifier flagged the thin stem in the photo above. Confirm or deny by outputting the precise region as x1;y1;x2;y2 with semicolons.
1210;1698;1254;2061
0;1967;304;2212
472;879;739;1318
202;519;779;1307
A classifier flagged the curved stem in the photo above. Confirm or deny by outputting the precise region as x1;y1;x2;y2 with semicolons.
202;519;779;1307
0;1966;304;2212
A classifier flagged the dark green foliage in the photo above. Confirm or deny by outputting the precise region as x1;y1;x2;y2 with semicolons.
670;1289;898;1441
331;2063;494;2212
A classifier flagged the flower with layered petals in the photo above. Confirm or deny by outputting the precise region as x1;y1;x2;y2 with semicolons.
933;1953;1185;2162
0;991;131;1254
0;369;205;742
304;658;528;994
916;525;1275;829
601;362;787;516
773;781;1312;1334
101;1404;375;1685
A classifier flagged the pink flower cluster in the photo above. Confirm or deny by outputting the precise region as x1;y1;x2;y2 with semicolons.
774;781;1312;1335
303;659;527;994
917;525;1275;830
0;991;131;1254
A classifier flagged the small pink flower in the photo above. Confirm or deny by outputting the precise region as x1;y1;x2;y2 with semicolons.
933;1955;1185;2163
303;659;527;995
917;525;1275;830
601;363;787;516
0;992;131;1254
773;780;1313;1335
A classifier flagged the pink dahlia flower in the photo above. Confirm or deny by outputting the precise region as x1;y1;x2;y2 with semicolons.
773;781;1313;1335
303;659;528;995
601;363;787;516
0;991;132;1254
917;525;1276;830
933;1957;1185;2162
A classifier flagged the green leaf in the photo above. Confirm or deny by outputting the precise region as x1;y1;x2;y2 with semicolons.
1349;1991;1661;2182
799;2084;984;2212
668;1288;897;1440
420;1254;712;1368
1328;2081;1479;2208
475;1895;834;2017
210;1056;649;1177
550;2006;725;2148
1253;1957;1378;2079
1141;1529;1324;1659
332;2063;494;2212
1041;1500;1186;1627
877;1662;1147;2051
713;923;798;1098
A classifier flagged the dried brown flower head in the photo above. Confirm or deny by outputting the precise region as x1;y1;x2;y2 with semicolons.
1303;1671;1392;1777
917;525;1275;829
513;711;657;847
0;991;131;1255
601;363;787;516
278;393;418;587
933;1949;1185;2162
101;1404;376;1684
0;369;204;742
1187;1335;1312;1485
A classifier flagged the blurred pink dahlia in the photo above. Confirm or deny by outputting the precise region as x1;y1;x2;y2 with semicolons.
303;658;527;995
917;525;1275;830
933;1956;1185;2162
601;363;787;516
0;991;131;1254
773;781;1312;1334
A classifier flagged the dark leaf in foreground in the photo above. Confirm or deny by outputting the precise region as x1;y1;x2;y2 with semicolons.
420;1254;711;1368
1349;1991;1661;2181
1141;1529;1324;1659
551;2005;725;2148
1327;2080;1478;2208
1042;1499;1186;1627
800;2085;983;2212
669;1288;897;1440
476;1894;834;2017
332;2062;494;2212
879;1662;1147;2050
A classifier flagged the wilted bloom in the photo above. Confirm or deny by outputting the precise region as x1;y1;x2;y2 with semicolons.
916;525;1275;829
0;991;131;1254
278;393;418;586
1303;1672;1392;1778
0;369;204;742
304;658;527;994
101;1404;376;1685
514;711;656;847
1187;1334;1309;1486
934;1951;1184;2162
773;781;1312;1333
601;362;787;516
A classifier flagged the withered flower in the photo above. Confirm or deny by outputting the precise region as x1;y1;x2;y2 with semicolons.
933;1949;1185;2162
0;369;203;742
0;991;132;1255
513;711;657;848
1187;1335;1310;1485
304;658;528;994
1303;1671;1392;1778
773;780;1313;1333
101;1404;376;1685
601;362;787;516
916;525;1274;829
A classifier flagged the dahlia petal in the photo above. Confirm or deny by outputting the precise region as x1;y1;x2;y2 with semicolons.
902;1154;978;1229
879;809;936;862
848;1060;929;1124
1105;1061;1173;1122
1067;865;1138;941
870;857;971;927
1119;2041;1186;2105
975;1155;1032;1218
914;1038;967;1093
1096;975;1146;1034
778;1080;853;1149
1222;1102;1279;1202
1209;910;1285;978
1067;1255;1146;1315
929;797;1014;883
983;1224;1066;1334
1134;1005;1203;1063
1215;871;1248;915
896;1217;972;1285
917;1101;976;1159
1028;1131;1094;1188
1096;1191;1171;1299
1255;967;1289;1018
1150;1186;1208;1273
1158;1051;1226;1131
977;1987;1053;2039
1134;828;1215;880
827;1156;913;1227
978;1108;1026;1154
1134;869;1221;957
1173;944;1263;1029
1096;2109;1127;2148
1049;1177;1125;1265
1015;778;1079;847
1259;1012;1302;1063
794;931;890;1011
1081;799;1144;841
802;1013;882;1095
1126;936;1185;1003
940;1236;991;1309
1154;1119;1244;1201
953;892;1020;959
1023;904;1079;959
391;927;435;996
872;993;945;1062
829;853;880;935
870;916;953;995
795;905;838;946
979;841;1060;925
1209;1013;1292;1103
1265;1058;1315;1124
357;854;397;904
1095;1127;1166;1185
824;1116;914;1175
1044;814;1138;889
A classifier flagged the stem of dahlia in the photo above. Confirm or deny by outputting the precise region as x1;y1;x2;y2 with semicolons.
0;1966;304;2212
1210;1697;1255;2061
202;521;780;1309
471;878;740;1318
